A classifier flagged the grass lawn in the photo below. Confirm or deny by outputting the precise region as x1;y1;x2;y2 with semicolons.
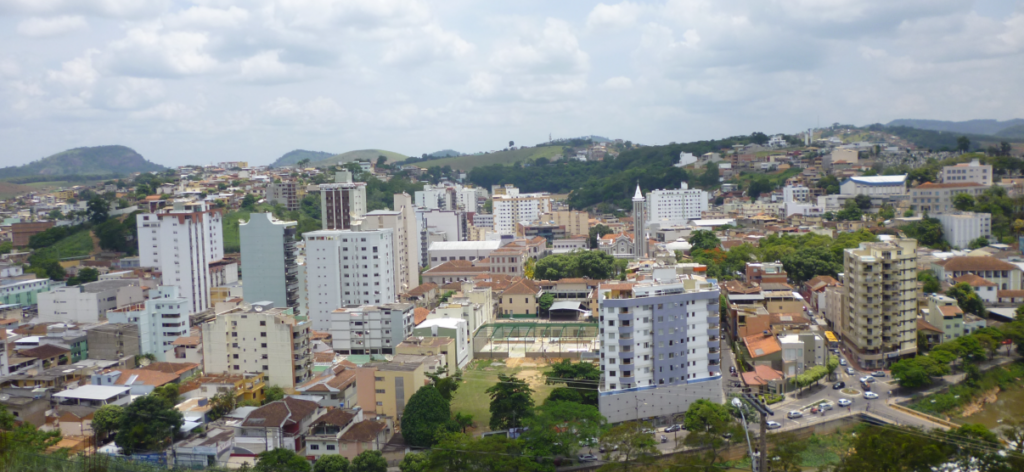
34;229;95;260
417;146;563;171
451;358;561;433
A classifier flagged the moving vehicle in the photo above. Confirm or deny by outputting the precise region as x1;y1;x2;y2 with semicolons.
578;454;598;463
860;376;876;384
787;411;803;419
833;381;846;389
664;424;682;433
820;403;834;411
846;367;855;375
766;421;782;429
872;371;886;378
864;392;879;399
661;435;669;443
838;398;852;407
839;358;847;366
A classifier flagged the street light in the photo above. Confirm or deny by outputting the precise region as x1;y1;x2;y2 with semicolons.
732;397;756;472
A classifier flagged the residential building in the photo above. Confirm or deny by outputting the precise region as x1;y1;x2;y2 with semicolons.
235;397;324;454
90;368;179;396
368;354;446;419
305;408;393;461
632;185;648;259
485;244;529;277
171;336;203;364
839;175;907;197
910;182;987;214
10;221;55;247
427;240;500;268
137;200;225;314
415;184;456;211
173;428;234;470
782;185;811;203
0;388;50;428
179;373;266;404
202;302;313;388
396;336;458;375
421;260;490;285
924;294;964;342
497;278;542;316
37;279;145;324
303;229;396;331
941;159;992;185
472;213;493;230
53;385;131;408
356;193;420;294
951;274;998;304
240;213;299;312
1;278;57;306
320;174;368;230
85;323;140;361
330;303;415;355
536;210;590;238
596;269;722;424
745;262;787;286
841;238;918;369
934;212;992;249
412;318;471;368
266;180;299;211
646;182;710;227
491;187;552;235
931;256;1022;291
106;285;190;361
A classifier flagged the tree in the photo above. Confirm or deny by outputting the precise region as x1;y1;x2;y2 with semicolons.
0;404;61;453
351;450;387;472
209;390;237;421
114;395;184;454
902;217;946;248
524;256;536;279
853;194;873;210
891;355;950;388
425;364;462;402
87;196;110;224
945;282;987;317
509;140;515;148
453;412;474;433
264;385;285;403
589;224;613;249
598;422;658;472
313;455;349;472
402;385;454;447
946;423;1011;472
835;199;863;221
543;359;600;406
241;194;259;210
780;246;840;284
486;373;534;430
918;270;941;293
699;162;720;188
92;404;124;440
521;401;605;459
747;177;772;200
398;453;428;472
689;230;720;251
878;205;896;220
952;193;976;212
255;448;311;472
76;267;100;284
151;383;181;407
829;425;949;472
538;292;554;315
426;433;549;472
1000;141;1012;156
768;432;809;472
957;136;971;152
904;209;915;217
968;236;990;249
0;241;11;255
750;131;769;145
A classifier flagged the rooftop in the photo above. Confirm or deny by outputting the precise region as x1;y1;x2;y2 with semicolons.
427;241;501;251
743;332;781;358
940;256;1019;272
53;385;130;400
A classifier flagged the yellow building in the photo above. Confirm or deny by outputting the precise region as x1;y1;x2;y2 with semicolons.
395;337;458;373
368;354;446;419
498;278;542;316
180;372;267;404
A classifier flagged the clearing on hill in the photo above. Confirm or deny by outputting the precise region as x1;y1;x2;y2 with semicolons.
415;146;563;171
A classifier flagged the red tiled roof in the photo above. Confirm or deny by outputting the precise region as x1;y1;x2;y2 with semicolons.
939;305;964;318
413;308;430;325
340;420;387;442
940;256;1019;272
917;318;943;334
743;332;781;358
952;274;997;287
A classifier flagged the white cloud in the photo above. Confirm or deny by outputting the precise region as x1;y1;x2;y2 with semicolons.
47;50;100;89
237;50;298;83
586;2;642;31
105;28;220;77
0;0;170;18
164;6;249;30
602;76;632;89
130;101;197;120
16;16;88;37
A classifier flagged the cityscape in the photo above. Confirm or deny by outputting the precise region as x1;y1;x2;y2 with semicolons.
2;2;1024;472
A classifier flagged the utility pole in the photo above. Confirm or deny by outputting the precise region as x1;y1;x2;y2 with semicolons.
742;393;775;472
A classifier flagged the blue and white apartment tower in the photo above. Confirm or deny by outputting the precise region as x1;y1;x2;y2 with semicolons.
597;268;723;424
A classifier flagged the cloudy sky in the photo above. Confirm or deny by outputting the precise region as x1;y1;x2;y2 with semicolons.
2;0;1022;167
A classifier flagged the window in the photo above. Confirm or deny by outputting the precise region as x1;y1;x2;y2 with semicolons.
326;445;336;451
376;401;383;406
309;444;320;450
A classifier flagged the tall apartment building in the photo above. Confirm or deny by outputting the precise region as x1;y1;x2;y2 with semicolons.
303;229;396;331
782;185;810;203
320;172;367;230
646;182;710;227
934;212;992;249
137;201;224;314
329;303;414;355
536;210;590;237
37;279;145;323
266;180;299;211
491;187;552;235
202;302;312;388
942;159;992;185
356;194;420;294
840;238;918;369
240;213;299;312
85;323;141;361
106;286;191;361
632;185;648;260
910;182;987;214
596;269;722;424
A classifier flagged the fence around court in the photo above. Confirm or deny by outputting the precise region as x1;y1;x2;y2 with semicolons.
473;322;600;360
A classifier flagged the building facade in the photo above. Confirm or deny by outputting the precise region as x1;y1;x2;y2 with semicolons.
320;178;368;230
910;182;987;214
491;187;552;235
356;193;420;295
596;269;722;424
632;185;648;260
330;303;415;355
303;229;396;331
941;159;992;185
840;238;918;369
240;213;299;312
106;285;190;361
934;212;992;249
37;279;145;324
646;182;710;227
266;181;299;211
202;302;312;388
839;175;907;197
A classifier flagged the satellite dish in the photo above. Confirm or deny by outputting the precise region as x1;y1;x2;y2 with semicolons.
0;394;9;402
253;305;264;312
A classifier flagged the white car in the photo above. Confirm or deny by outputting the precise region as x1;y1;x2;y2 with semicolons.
786;410;803;419
838;398;853;407
766;421;782;430
864;392;879;399
846;367;855;375
839;358;847;366
860;376;876;384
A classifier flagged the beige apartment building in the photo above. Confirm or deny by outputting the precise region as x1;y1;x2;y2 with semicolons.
202;302;313;388
536;210;590;237
355;193;420;294
910;182;987;214
841;238;918;369
368;354;446;419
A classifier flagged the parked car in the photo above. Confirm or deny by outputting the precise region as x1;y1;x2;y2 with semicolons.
864;392;879;399
598;444;618;453
833;381;846;389
730;366;736;373
787;410;803;419
578;454;598;463
820;403;834;411
838;398;853;407
839;358;847;366
642;428;654;435
766;421;782;430
860;376;876;384
872;371;886;378
664;424;682;433
846;367;855;375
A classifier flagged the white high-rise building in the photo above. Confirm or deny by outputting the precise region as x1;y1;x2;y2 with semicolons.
303;229;396;331
491;187;552;235
356;194;420;294
106;286;190;362
646;182;709;227
415;184;478;212
782;185;810;203
941;159;992;186
137;201;224;314
597;269;723;424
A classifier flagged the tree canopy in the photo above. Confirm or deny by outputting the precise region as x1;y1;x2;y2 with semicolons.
402;385;455;447
114;394;184;455
486;373;535;430
521;401;605;458
543;359;600;406
255;448;311;472
534;250;620;280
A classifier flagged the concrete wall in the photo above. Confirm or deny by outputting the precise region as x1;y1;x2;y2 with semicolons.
598;377;723;425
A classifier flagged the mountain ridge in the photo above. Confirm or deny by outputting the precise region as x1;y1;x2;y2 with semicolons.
0;145;165;180
886;118;1024;136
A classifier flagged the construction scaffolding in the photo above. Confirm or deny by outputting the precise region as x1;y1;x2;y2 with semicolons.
473;322;600;360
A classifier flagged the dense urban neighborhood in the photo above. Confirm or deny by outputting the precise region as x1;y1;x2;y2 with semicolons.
1;124;1024;471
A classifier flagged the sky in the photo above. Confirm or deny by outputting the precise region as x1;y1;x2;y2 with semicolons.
1;0;1023;168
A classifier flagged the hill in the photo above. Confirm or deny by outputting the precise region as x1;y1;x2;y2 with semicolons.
886;118;1024;136
270;149;335;168
312;149;406;168
417;146;563;171
0;182;34;199
429;149;461;158
0;145;165;180
995;124;1024;139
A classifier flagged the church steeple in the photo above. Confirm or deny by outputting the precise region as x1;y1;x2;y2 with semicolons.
632;181;647;260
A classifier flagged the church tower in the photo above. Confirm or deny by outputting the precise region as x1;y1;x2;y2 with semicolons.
632;183;647;260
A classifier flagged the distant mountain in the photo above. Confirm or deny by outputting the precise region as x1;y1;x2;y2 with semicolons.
270;149;335;167
995;124;1024;139
0;145;165;179
886;119;1024;136
429;150;461;158
311;149;407;168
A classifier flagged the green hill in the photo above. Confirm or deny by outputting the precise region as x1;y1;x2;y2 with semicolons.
995;124;1024;139
270;149;335;168
0;145;165;179
312;149;407;168
416;146;563;171
886;118;1024;136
